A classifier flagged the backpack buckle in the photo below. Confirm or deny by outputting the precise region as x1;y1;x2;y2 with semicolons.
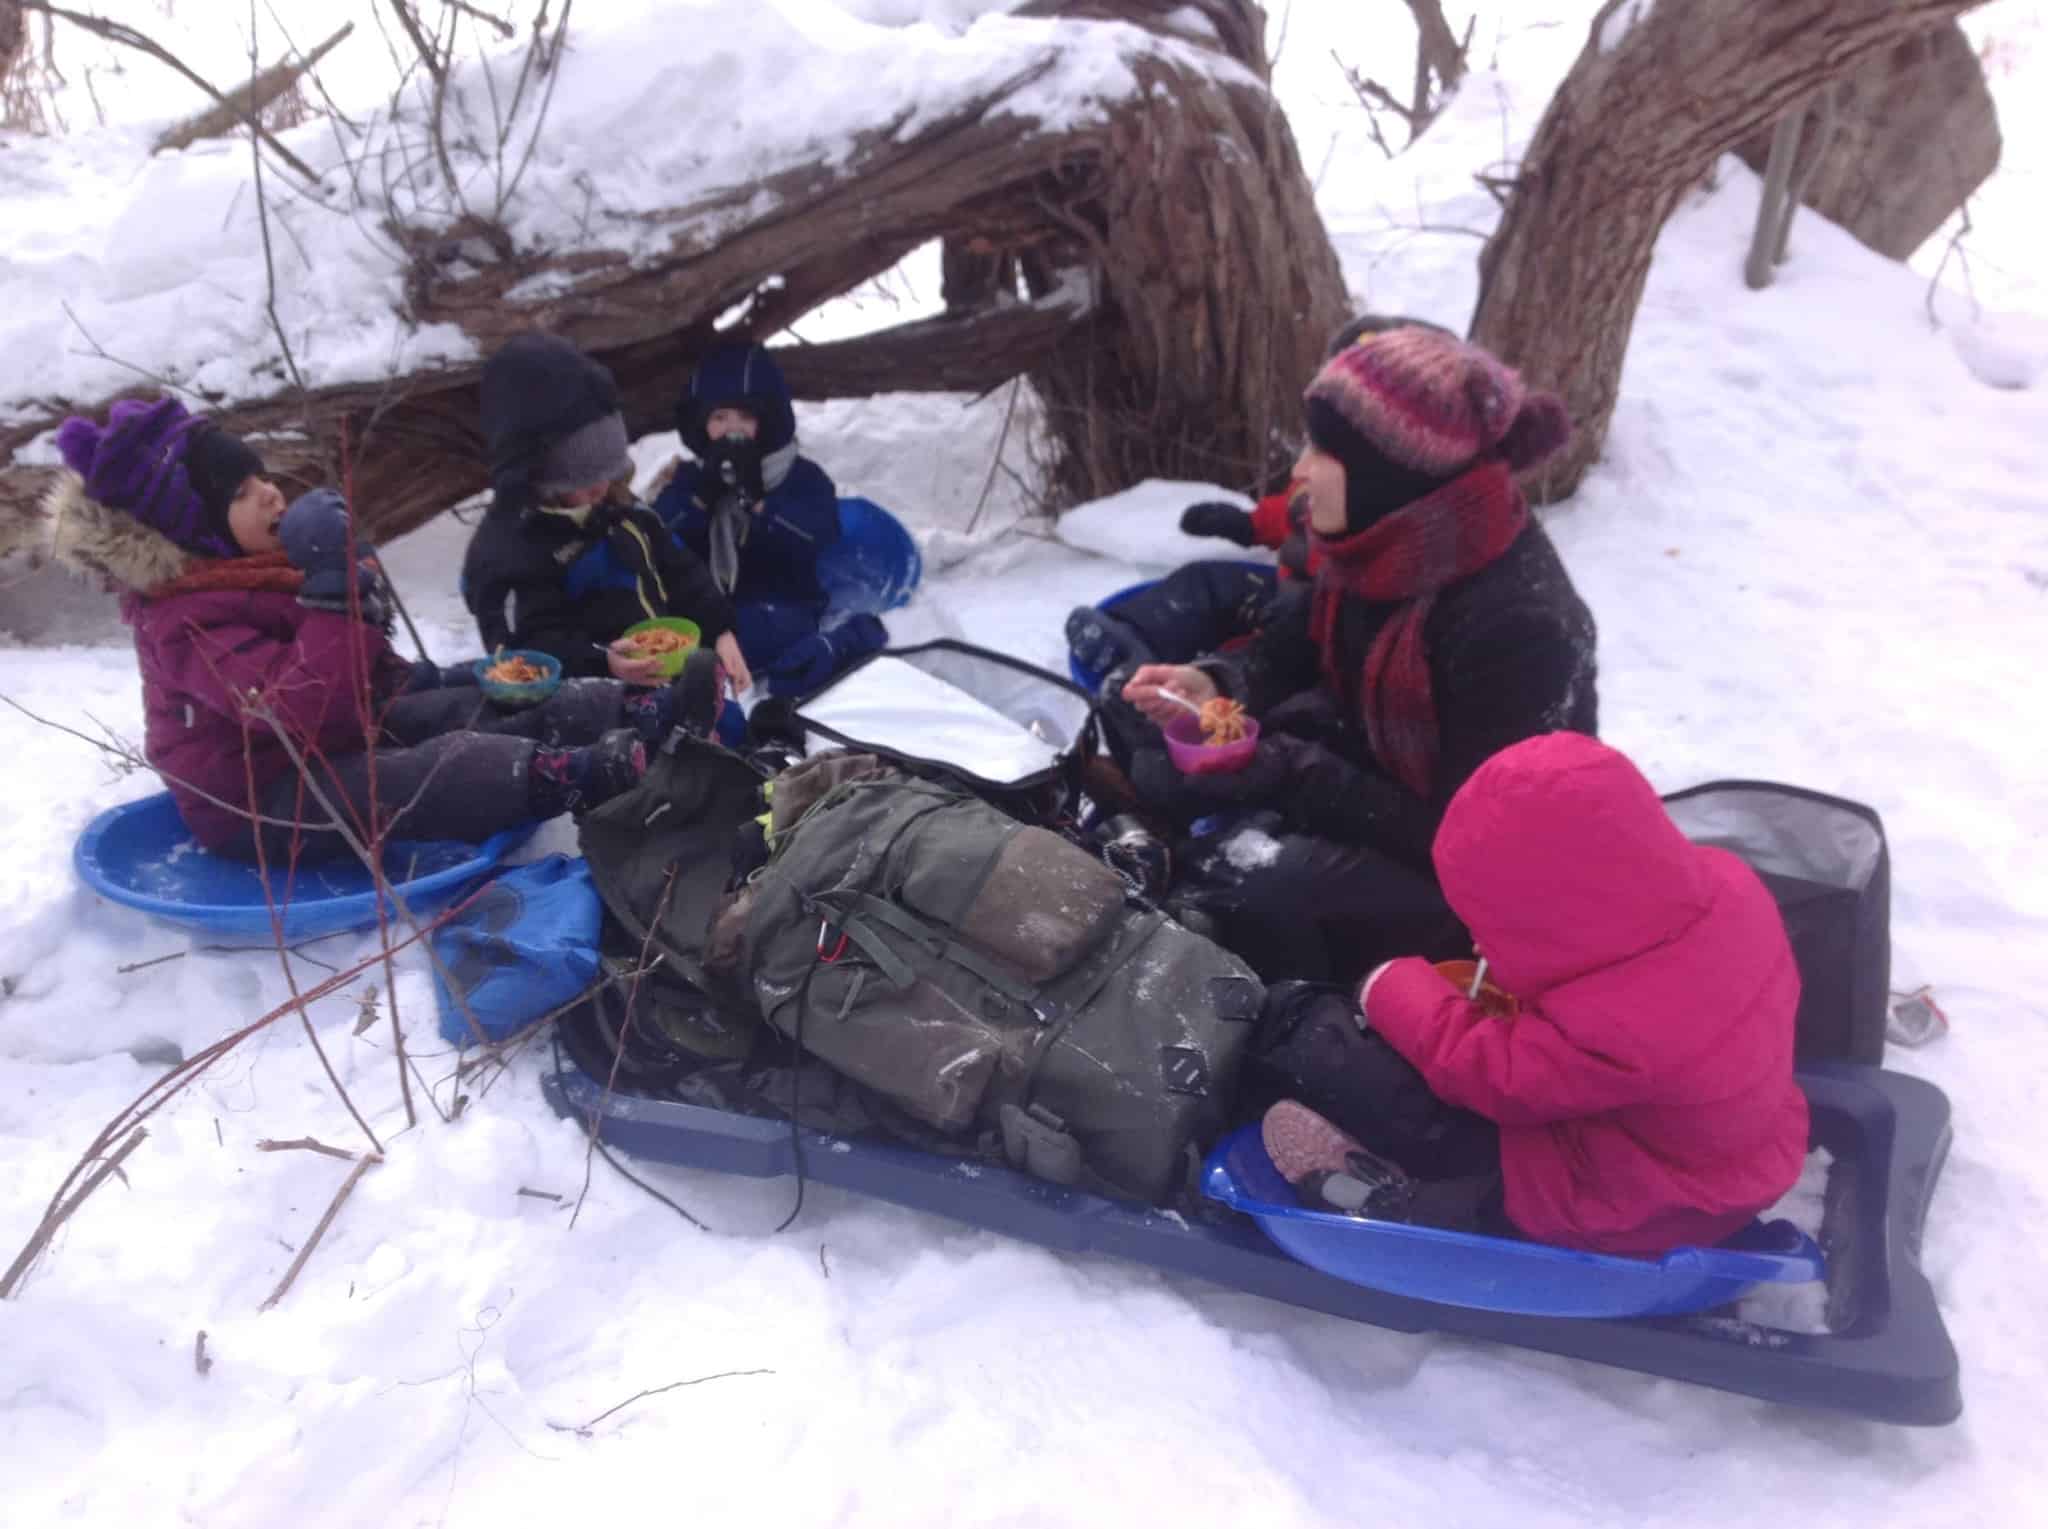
999;1103;1083;1187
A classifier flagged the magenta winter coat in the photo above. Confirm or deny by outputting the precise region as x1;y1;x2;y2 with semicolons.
1365;732;1809;1255
126;585;410;852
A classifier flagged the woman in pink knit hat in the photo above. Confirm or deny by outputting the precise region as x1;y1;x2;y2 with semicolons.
1122;326;1598;985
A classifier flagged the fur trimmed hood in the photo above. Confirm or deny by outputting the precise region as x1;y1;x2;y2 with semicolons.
36;469;196;595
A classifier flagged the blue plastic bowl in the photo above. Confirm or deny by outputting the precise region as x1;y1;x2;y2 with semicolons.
472;650;562;706
1202;1124;1825;1319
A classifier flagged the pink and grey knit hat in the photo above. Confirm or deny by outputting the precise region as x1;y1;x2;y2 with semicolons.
1304;326;1570;483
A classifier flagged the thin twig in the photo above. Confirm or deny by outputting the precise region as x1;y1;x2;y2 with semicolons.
570;864;676;1231
0;1128;146;1298
247;1;310;405
18;1;323;187
256;1136;359;1161
1926;200;1979;330
57;301;199;398
195;1330;213;1376
248;697;501;1054
1;893;478;1298
964;375;1024;538
3;681;320;832
115;951;187;976
384;0;446;86
495;0;573;219
545;1370;775;1436
259;1151;379;1311
242;735;384;1159
442;0;516;41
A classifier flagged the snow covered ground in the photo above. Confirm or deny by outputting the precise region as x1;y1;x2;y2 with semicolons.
4;3;2048;1525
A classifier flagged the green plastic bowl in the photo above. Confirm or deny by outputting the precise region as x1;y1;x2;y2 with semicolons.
618;617;703;678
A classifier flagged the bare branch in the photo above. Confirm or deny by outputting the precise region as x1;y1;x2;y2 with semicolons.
256;1136;359;1161
570;861;677;1231
442;0;515;41
154;21;351;155
18;0;323;187
1925;199;1977;329
0;1128;146;1299
245;1;311;406
964;375;1024;538
545;1370;775;1436
384;0;445;86
259;1151;379;1311
1;893;479;1298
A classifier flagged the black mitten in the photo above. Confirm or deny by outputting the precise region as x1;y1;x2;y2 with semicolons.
1179;501;1258;547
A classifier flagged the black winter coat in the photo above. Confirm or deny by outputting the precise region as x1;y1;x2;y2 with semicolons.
462;333;734;676
1203;519;1597;869
462;495;736;678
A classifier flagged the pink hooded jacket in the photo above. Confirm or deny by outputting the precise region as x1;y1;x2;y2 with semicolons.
1366;732;1809;1254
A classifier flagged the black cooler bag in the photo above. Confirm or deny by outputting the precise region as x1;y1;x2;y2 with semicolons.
1664;781;1891;1064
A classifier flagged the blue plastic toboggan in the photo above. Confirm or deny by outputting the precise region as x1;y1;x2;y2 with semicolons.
543;1058;1961;1425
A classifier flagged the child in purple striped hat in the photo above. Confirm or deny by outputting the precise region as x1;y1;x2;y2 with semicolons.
45;395;725;862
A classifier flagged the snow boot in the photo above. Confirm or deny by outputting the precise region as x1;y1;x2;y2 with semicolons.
1262;1099;1416;1220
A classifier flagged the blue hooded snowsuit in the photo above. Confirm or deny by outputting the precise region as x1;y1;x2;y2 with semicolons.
652;344;845;676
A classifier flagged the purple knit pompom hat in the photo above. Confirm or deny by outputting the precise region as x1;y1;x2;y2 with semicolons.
53;396;259;559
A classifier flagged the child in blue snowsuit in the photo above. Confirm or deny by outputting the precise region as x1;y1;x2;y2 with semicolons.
651;342;885;695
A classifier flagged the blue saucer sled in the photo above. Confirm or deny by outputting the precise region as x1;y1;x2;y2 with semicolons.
75;792;531;942
821;497;922;619
544;1059;1960;1425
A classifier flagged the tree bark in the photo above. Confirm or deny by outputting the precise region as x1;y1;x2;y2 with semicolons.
2;1;1345;542
2;4;25;78
1470;0;1990;503
1405;0;1469;92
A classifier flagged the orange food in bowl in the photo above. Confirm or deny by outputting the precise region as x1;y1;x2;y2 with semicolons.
484;653;548;685
627;627;698;656
1199;696;1250;745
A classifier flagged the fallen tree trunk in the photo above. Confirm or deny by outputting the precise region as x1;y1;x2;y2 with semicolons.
3;0;1344;544
1470;0;1990;503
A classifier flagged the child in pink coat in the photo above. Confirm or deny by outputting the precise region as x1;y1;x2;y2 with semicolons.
1266;731;1809;1255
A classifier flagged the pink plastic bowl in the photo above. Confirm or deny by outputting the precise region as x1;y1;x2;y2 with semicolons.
1164;711;1260;776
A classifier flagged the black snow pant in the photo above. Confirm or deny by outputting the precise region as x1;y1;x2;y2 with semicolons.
1171;820;1468;988
1100;559;1279;666
1244;981;1512;1235
253;678;631;862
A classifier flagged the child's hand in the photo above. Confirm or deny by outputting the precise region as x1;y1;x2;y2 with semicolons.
606;637;664;685
714;630;752;696
1121;664;1217;727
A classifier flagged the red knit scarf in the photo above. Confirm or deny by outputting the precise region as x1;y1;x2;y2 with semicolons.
146;550;304;601
1308;459;1527;798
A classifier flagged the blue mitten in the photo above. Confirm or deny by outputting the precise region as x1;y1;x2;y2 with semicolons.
282;488;380;615
764;614;887;696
